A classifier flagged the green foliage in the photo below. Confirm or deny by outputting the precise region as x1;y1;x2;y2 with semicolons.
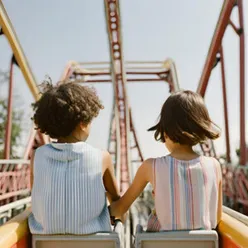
236;148;240;157
0;70;23;159
0;99;23;158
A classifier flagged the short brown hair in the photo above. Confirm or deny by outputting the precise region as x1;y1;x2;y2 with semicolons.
148;90;220;146
32;79;104;139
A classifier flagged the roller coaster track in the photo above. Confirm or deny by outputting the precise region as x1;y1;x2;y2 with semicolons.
196;0;247;213
0;1;248;247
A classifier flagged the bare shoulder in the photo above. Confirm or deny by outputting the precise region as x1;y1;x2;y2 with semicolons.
102;150;111;159
211;157;222;180
102;150;112;173
211;157;221;168
142;158;154;168
138;158;154;182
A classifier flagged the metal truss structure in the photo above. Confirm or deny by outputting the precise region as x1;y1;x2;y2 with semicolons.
0;2;47;206
196;0;247;213
0;0;247;231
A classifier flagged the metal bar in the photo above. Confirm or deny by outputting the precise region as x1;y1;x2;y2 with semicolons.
104;0;131;195
0;160;30;164
0;2;39;99
0;197;31;213
220;47;231;163
3;59;14;159
223;206;248;226
229;20;240;35
59;61;79;81
129;109;144;162
237;0;246;166
197;0;236;96
75;78;168;83
0;190;30;201
162;58;180;92
75;71;168;76
79;61;165;65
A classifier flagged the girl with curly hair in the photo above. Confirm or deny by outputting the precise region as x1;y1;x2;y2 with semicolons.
29;80;120;235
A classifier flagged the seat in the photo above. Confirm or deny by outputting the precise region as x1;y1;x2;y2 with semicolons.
32;221;123;248
134;224;218;248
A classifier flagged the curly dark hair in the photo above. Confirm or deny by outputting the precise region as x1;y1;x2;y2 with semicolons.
148;90;220;146
32;79;104;138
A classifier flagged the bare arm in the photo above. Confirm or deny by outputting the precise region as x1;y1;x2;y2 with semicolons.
109;159;153;217
30;151;35;190
215;159;222;224
217;178;223;224
102;151;120;203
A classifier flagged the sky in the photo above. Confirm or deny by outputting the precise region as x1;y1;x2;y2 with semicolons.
0;0;247;165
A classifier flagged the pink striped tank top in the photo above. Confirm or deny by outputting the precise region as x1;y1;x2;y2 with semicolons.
153;155;220;231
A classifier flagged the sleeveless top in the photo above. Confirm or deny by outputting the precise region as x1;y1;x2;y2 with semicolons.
153;155;220;231
28;142;111;234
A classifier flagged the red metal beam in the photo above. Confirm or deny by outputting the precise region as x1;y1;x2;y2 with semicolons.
4;57;14;159
220;46;231;163
129;109;144;163
237;0;246;166
197;0;236;96
104;0;130;194
197;0;246;166
74;71;169;76
74;78;169;83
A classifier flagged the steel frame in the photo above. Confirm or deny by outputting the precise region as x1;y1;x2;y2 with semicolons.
0;160;30;206
0;0;247;222
197;0;247;213
61;59;179;183
197;0;246;166
0;2;46;205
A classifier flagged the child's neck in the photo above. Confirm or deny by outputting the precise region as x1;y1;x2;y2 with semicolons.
57;135;86;143
169;145;199;161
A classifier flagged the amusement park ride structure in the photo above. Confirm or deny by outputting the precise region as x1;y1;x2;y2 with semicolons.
0;0;248;247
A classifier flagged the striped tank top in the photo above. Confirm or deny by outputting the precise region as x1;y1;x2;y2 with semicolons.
153;155;220;231
28;142;111;234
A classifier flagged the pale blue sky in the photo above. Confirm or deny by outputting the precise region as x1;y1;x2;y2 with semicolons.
0;0;247;163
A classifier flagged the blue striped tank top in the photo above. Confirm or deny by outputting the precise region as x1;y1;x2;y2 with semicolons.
28;142;111;234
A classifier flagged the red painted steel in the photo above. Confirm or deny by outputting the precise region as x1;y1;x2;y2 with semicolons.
0;163;30;205
220;46;231;163
197;0;236;96
0;0;247;221
104;0;131;194
237;0;246;166
4;58;14;159
129;109;144;164
197;0;247;214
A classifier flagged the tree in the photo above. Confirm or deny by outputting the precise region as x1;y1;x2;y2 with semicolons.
236;148;240;158
0;71;23;159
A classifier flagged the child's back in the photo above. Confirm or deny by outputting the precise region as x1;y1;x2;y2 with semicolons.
28;80;120;235
153;155;220;231
29;142;111;234
109;90;222;232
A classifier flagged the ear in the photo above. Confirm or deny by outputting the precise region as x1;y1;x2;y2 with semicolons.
164;132;168;140
79;122;87;131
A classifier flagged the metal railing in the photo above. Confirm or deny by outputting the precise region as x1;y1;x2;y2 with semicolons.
0;196;31;225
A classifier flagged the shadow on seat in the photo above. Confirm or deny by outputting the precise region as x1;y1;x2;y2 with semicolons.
134;224;218;248
32;221;123;248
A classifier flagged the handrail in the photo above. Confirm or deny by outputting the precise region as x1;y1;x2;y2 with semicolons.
0;197;31;214
0;159;30;164
223;206;248;226
218;212;248;247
